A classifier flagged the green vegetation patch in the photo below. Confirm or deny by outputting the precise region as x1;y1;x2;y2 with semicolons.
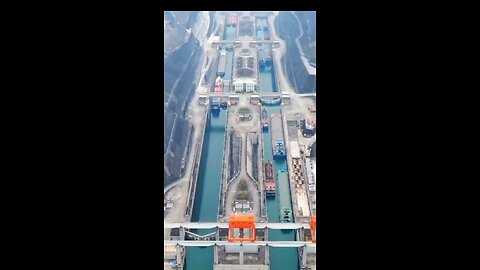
238;179;248;191
237;192;250;200
236;179;251;200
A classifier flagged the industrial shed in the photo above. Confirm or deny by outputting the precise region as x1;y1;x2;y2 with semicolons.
289;141;301;159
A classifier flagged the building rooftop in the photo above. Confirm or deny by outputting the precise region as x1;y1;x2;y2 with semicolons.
289;141;301;159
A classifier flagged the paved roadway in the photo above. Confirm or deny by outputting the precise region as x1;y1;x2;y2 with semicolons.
297;93;316;97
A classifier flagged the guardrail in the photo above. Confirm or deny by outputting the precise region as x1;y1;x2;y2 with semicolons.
164;222;310;229
260;123;267;218
164;240;315;248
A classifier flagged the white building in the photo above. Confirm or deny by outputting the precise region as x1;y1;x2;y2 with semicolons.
233;78;257;93
289;141;301;159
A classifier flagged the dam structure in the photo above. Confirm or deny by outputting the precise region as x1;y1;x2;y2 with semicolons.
164;11;317;270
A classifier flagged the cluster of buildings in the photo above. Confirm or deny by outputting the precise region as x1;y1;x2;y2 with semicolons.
232;200;253;214
233;77;257;93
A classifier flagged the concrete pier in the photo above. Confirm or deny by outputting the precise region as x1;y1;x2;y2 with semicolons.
184;107;209;219
218;108;231;220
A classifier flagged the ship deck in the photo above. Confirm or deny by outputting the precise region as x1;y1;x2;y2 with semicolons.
270;115;284;143
277;170;292;214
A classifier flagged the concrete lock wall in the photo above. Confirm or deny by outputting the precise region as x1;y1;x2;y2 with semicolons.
246;135;253;180
225;245;259;253
306;245;316;254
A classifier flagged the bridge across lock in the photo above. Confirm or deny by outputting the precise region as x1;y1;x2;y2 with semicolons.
176;13;317;269
214;40;281;46
164;214;316;248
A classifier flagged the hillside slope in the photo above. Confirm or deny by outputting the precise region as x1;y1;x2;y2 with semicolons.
275;11;316;93
163;11;207;188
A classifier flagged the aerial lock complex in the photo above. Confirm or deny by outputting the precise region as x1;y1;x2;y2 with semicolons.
164;11;316;270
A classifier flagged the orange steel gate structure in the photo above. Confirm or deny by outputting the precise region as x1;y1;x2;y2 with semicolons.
227;214;316;243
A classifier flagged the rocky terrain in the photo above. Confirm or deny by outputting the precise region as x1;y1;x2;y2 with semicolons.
295;11;316;64
164;11;209;187
274;11;316;93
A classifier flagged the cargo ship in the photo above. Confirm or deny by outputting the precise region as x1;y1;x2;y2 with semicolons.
221;100;228;109
261;108;268;130
264;161;276;197
259;48;266;70
257;45;272;69
278;169;292;222
257;20;264;31
214;76;223;93
211;98;221;110
258;46;272;70
264;46;272;66
217;49;227;77
258;46;268;70
271;114;286;158
259;61;265;70
263;29;270;40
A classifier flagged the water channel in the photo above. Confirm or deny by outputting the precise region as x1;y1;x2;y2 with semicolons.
184;25;235;270
185;108;227;269
256;17;278;93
